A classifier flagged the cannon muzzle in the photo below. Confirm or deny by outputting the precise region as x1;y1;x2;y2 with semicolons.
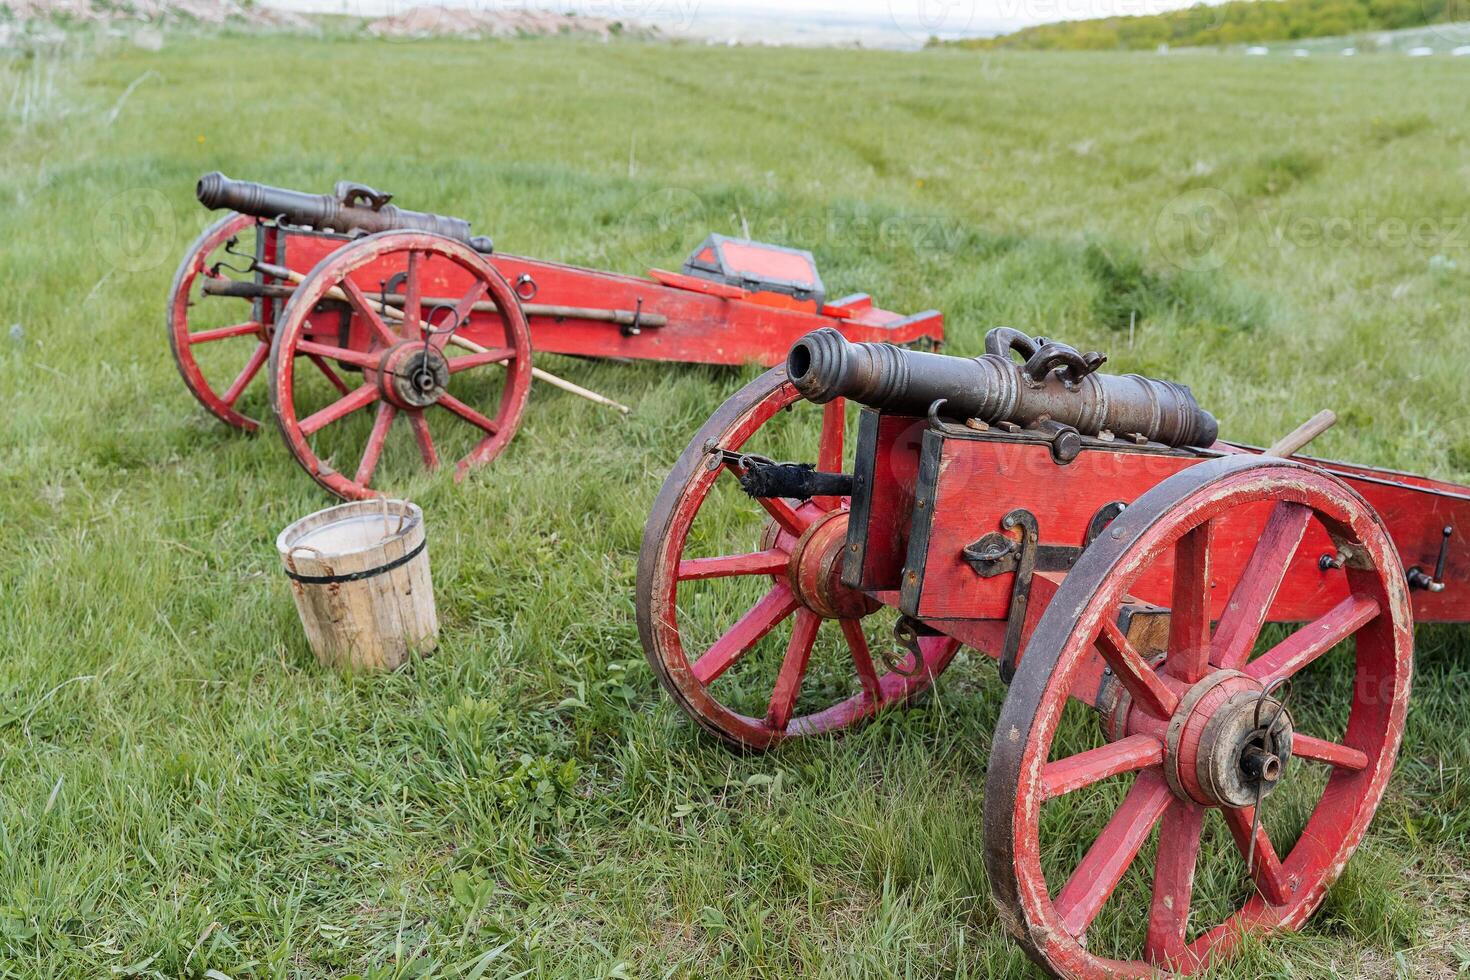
787;327;1218;451
196;172;493;252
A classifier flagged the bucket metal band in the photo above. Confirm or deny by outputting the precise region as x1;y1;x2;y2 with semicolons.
284;537;426;585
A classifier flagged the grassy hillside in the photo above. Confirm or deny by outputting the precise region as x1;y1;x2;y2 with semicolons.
2;35;1469;977
958;0;1465;50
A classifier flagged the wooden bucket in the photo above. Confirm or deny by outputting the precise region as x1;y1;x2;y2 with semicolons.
276;499;437;672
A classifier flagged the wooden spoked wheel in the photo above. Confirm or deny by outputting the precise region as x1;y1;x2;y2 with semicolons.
270;231;533;501
637;367;961;751
984;455;1412;978
166;212;273;431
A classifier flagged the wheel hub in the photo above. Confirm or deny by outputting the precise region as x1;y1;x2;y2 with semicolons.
378;342;449;408
1158;671;1295;808
784;510;879;620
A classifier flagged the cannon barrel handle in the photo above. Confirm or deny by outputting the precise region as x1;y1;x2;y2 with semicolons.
196;172;493;253
786;327;1219;450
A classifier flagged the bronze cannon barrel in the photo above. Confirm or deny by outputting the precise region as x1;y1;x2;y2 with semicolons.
196;172;493;252
787;327;1218;450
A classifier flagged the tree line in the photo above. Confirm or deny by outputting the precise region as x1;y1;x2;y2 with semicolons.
946;0;1461;50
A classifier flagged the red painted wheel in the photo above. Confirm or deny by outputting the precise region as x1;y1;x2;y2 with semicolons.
637;367;962;750
984;456;1412;978
165;212;272;431
269;231;533;500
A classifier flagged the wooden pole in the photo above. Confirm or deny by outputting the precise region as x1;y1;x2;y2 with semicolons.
1267;410;1336;459
446;334;631;415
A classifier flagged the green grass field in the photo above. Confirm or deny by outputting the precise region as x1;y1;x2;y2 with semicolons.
2;33;1469;978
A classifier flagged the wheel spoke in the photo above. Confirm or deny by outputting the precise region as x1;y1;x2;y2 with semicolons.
818;398;845;472
453;280;490;325
338;276;401;347
1041;734;1165;801
354;402;396;487
188;320;261;344
1291;733;1369;772
299;383;379;436
436;392;499;435
221;342;269;407
1166;520;1215;683
765;609;822;732
1054;769;1173;938
814;398;846;510
839;618;883;702
308;354;352;396
295;339;380;371
1245;594;1380;686
753;494;808;537
401;250;422;336
406;409;439;470
1097;619;1179;719
447;348;515;374
678;550;789;581
690;584;800;685
1145;800;1205;967
1220;806;1291;905
427;280;490;350
1212;502;1313;669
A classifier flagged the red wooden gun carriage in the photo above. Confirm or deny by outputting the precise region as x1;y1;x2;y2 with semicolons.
167;173;942;499
636;328;1466;977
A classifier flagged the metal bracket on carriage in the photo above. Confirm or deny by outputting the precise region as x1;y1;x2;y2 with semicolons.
963;501;1127;579
889;616;943;676
1407;525;1454;592
925;398;1094;467
963;502;1128;683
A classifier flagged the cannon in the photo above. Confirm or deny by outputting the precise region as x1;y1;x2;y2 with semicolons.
196;172;495;251
166;174;942;500
787;326;1218;459
638;329;1467;977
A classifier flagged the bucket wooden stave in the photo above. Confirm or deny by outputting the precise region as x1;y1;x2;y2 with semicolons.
277;499;437;672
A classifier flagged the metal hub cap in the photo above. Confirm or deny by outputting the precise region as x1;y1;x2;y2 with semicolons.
1159;670;1295;808
379;342;449;408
